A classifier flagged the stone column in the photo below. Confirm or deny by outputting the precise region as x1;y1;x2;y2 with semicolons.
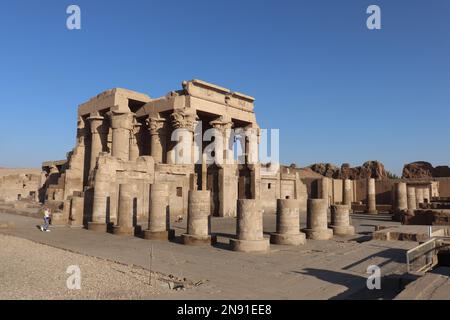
129;119;141;161
270;199;306;245
88;167;110;232
201;153;207;191
330;204;355;236
320;177;331;207
303;198;333;240
144;183;174;240
343;179;352;207
69;196;84;228
250;164;261;200
394;182;408;212
230;199;270;252
182;190;215;245
113;183;136;236
146;115;166;163
407;186;417;211
87;113;106;172
210;116;233;165
366;178;377;214
245;127;259;165
218;164;238;217
169;109;196;165
416;187;424;207
110;111;133;161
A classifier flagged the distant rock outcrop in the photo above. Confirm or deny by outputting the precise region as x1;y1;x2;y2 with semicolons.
307;161;387;179
340;161;387;180
402;161;450;178
308;163;340;178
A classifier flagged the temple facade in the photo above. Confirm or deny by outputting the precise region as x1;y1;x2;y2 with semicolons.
41;79;307;229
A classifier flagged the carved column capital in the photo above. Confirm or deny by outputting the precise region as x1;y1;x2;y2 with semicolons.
171;109;197;132
210;115;233;133
87;113;106;135
146;115;166;136
109;111;133;131
131;118;142;136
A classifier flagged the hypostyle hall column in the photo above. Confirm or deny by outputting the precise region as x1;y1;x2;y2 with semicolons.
182;190;215;245
210;116;233;165
129;119;141;161
366;178;377;214
169;109;196;165
230;199;270;252
245;127;260;165
87;113;106;172
394;182;408;212
144;183;174;240
110;111;133;161
270;199;306;245
88;167;110;232
146;115;166;163
113;183;136;236
343;179;352;206
303;199;333;240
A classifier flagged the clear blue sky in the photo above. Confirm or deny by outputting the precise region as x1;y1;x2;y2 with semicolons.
0;0;449;175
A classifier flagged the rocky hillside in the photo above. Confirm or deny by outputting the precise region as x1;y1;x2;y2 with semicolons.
402;161;450;179
305;161;387;179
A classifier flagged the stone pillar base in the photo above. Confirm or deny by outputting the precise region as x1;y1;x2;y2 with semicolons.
331;225;355;236
302;228;333;240
88;222;107;232
270;233;306;245
366;210;378;215
113;226;135;236
182;234;217;246
143;229;175;241
230;238;270;253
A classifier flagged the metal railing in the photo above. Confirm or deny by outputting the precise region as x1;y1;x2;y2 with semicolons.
406;236;450;273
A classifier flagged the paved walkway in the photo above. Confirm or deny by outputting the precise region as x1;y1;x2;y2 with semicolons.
0;211;414;299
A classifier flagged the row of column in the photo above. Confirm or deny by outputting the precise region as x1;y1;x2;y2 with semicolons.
87;111;142;172
89;185;355;253
86;110;259;170
322;177;375;214
394;182;431;212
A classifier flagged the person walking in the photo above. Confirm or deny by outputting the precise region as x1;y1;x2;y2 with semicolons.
40;207;51;232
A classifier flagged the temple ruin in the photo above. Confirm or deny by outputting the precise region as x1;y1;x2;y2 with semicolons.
37;80;450;245
40;79;308;234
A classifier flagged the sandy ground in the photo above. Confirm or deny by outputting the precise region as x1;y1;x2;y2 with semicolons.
0;211;417;300
0;234;190;300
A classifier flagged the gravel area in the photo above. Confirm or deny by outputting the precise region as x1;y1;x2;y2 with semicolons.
0;234;191;299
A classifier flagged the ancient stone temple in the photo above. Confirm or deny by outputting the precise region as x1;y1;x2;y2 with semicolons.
41;79;308;230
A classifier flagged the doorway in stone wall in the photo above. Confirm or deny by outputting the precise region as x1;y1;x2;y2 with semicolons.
207;164;220;216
